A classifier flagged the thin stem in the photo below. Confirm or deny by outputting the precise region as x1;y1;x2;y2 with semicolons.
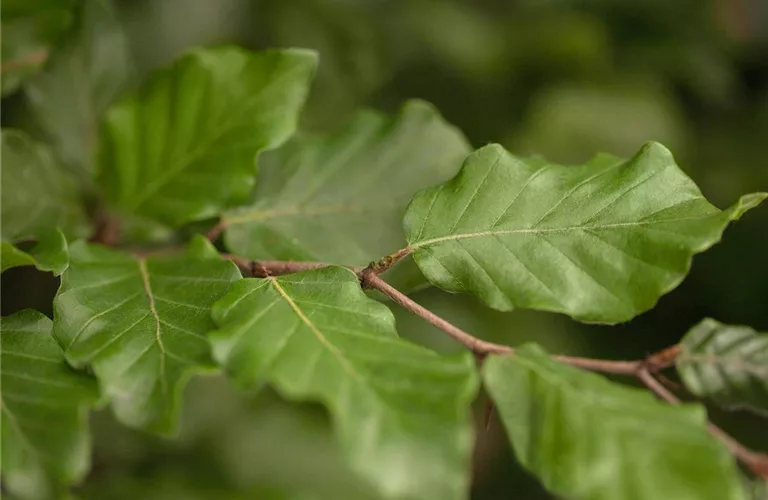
220;254;348;277
638;368;768;478
362;269;652;375
206;220;227;242
361;270;511;356
0;49;48;74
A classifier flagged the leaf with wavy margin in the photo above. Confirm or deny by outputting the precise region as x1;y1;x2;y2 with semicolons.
210;266;478;500
483;345;744;500
222;100;470;289
1;309;98;498
96;46;317;227
405;142;766;323
1;130;89;275
53;236;240;433
678;318;768;416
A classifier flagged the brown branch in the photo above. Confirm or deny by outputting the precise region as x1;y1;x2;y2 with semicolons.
362;269;513;356
638;368;768;478
367;247;413;274
206;220;227;242
220;253;342;277
0;49;49;74
361;268;654;375
89;210;121;247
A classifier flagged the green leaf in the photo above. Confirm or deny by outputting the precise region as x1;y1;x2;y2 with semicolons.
1;309;98;498
53;236;241;433
210;267;478;500
25;0;133;176
677;318;768;415
0;0;74;20
97;46;317;227
2;130;87;276
1;242;36;273
404;142;766;323
483;345;744;500
1;227;70;275
0;0;75;96
222;100;470;289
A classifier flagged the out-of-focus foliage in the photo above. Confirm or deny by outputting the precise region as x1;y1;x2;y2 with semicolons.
2;0;767;499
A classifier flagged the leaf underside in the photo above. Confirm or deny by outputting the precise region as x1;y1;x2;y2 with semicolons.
210;266;478;500
53;237;240;433
0;310;98;498
483;346;744;500
405;142;766;323
222;99;470;290
678;318;768;415
96;46;317;227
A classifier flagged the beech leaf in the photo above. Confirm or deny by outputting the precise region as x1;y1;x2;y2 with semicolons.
222;100;470;289
0;0;74;95
210;266;478;500
1;130;88;275
1;309;98;498
677;319;768;415
96;46;317;227
25;0;133;175
53;236;241;433
404;142;766;323
483;346;744;500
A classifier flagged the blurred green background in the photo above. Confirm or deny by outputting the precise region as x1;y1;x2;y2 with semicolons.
2;0;767;498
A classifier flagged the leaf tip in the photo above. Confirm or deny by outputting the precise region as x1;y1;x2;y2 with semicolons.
726;192;767;220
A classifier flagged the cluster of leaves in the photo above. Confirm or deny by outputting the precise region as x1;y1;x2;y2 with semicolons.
2;1;768;499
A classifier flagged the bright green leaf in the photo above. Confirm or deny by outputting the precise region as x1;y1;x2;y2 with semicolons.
677;318;768;415
404;142;766;323
53;236;241;433
2;130;87;276
483;345;744;500
97;46;317;227
210;267;478;500
0;309;98;498
1;227;70;275
25;0;133;176
222;100;470;289
1;242;36;273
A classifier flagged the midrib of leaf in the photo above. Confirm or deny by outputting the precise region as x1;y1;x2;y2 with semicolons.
138;258;168;400
125;60;305;213
224;201;403;225
268;277;361;380
410;213;724;249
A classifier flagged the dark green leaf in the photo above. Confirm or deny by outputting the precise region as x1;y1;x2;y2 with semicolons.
222;100;470;289
0;0;75;95
210;267;478;500
1;130;87;275
53;236;241;433
0;309;98;498
25;0;133;175
0;0;74;20
96;46;317;227
677;319;768;415
405;142;766;323
483;345;744;500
